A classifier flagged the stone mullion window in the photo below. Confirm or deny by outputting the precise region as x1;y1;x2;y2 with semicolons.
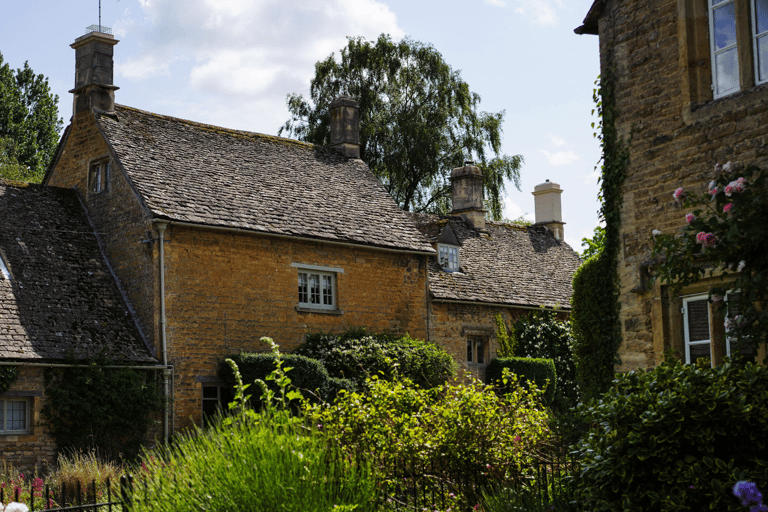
466;335;488;364
753;0;768;83
0;398;29;434
710;0;741;97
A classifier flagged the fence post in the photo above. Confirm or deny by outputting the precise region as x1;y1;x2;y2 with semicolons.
120;475;134;512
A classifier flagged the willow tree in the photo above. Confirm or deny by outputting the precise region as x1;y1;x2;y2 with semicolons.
280;34;522;218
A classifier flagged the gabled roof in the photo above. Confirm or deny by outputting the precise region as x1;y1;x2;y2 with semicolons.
575;0;606;35
93;105;434;254
0;181;156;363
409;214;581;309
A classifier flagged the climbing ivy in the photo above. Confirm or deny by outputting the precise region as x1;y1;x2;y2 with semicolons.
571;72;629;400
494;313;517;357
0;366;18;394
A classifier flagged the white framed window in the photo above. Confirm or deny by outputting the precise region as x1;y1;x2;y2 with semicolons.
89;161;110;195
291;263;343;311
438;244;459;272
753;0;768;83
683;295;713;365
466;335;488;365
0;398;30;434
710;0;741;98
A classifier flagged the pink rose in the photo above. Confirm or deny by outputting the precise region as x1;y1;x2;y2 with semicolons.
685;213;696;223
723;203;734;214
703;233;717;248
673;187;685;201
696;232;707;243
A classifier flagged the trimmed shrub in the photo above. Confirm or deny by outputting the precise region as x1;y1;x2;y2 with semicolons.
571;357;768;512
219;353;330;402
296;329;456;388
514;310;579;410
486;357;556;405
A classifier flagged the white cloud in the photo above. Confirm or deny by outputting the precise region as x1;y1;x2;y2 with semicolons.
503;195;534;223
514;0;560;26
548;133;566;147
116;0;404;125
541;150;579;166
584;166;600;185
484;0;506;7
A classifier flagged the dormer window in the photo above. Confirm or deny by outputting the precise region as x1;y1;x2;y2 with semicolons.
438;244;459;272
89;161;110;195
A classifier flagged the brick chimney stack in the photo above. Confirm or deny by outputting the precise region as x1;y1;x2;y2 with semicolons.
329;96;360;159
451;162;486;230
532;180;565;241
70;30;119;116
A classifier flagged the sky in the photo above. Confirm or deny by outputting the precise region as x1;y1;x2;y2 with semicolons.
0;0;601;251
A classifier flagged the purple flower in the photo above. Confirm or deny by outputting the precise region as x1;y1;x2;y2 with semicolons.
734;481;763;507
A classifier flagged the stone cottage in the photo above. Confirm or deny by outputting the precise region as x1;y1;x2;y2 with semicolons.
576;0;768;370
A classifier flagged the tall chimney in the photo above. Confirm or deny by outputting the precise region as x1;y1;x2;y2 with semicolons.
451;162;486;230
532;180;565;241
329;96;360;159
70;30;119;116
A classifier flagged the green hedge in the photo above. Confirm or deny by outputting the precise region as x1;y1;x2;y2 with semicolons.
295;329;456;389
219;353;353;403
486;357;556;405
572;358;768;512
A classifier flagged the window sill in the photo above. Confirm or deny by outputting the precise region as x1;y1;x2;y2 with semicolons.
295;306;343;315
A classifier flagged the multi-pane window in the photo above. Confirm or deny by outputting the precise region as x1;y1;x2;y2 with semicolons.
89;161;109;194
753;0;768;83
298;270;336;309
202;385;227;426
438;244;459;272
683;295;712;365
0;399;29;434
710;0;740;98
466;335;488;364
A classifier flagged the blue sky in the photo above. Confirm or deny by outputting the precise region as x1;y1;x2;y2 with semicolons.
1;0;601;251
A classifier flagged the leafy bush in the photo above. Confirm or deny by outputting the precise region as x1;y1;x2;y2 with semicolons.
219;352;332;402
296;328;456;389
304;374;549;510
487;357;556;405
571;357;768;512
43;363;162;461
514;310;579;409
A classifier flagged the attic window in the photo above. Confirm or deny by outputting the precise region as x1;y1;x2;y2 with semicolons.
89;161;110;195
438;244;460;272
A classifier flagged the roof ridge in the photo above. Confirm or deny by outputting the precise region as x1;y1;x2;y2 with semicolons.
110;104;318;150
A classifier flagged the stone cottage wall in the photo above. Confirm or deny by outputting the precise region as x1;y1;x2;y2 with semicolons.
596;0;768;370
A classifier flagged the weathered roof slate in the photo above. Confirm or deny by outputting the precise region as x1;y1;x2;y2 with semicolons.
409;213;582;309
0;181;156;363
95;105;434;253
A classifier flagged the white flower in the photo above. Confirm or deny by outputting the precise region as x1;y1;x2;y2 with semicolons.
652;229;662;236
4;503;30;512
723;161;733;173
737;260;746;272
710;294;723;302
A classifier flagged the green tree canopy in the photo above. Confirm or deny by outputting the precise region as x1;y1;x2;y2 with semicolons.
280;34;523;218
0;52;62;183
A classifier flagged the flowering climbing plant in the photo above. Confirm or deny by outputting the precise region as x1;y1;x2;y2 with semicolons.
652;162;768;354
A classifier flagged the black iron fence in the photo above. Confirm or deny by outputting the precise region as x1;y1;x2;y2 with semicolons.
0;475;139;512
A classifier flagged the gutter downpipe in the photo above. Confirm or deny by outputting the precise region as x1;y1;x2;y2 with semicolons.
156;221;170;441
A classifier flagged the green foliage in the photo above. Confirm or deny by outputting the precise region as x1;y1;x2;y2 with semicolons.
494;313;517;357
280;34;523;218
571;357;768;512
135;351;376;512
219;351;337;403
42;362;162;460
296;328;456;389
514;310;579;409
652;162;768;352
570;74;628;401
0;52;62;183
304;375;549;510
487;357;556;405
0;366;18;394
580;225;605;260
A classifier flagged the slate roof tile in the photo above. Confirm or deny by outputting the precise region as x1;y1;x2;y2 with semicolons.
409;213;582;308
0;181;156;363
96;106;433;253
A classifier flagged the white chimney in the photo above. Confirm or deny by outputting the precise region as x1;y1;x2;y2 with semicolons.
532;180;565;241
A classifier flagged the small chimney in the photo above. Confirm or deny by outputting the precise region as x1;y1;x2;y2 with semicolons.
70;30;119;116
532;180;565;241
451;162;486;230
329;96;360;159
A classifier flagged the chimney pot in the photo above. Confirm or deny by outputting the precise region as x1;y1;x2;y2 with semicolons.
329;96;360;159
70;31;119;116
532;180;565;241
450;163;486;230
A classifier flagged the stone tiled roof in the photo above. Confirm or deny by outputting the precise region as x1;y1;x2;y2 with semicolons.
0;181;156;363
409;214;582;309
94;105;434;254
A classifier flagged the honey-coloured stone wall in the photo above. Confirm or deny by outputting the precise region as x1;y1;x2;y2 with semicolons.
595;0;768;370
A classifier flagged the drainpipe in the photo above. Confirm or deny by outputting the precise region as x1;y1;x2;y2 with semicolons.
156;221;170;441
